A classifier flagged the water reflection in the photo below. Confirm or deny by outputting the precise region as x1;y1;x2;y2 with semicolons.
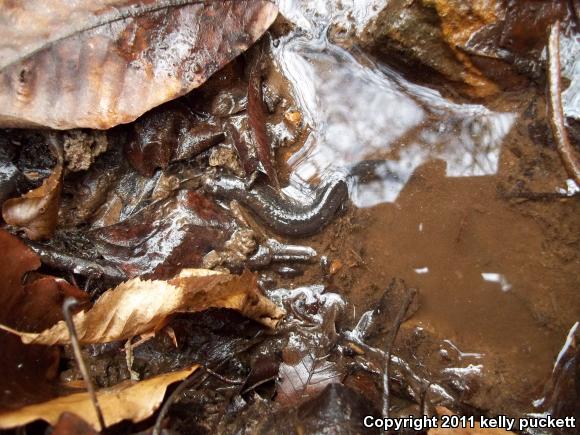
481;272;512;292
561;32;580;120
274;0;516;207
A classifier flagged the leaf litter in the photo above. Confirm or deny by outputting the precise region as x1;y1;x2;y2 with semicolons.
0;0;278;129
0;269;284;345
0;365;199;430
1;0;578;433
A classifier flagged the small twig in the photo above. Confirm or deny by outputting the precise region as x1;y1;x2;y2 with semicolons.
62;298;106;431
124;339;140;381
547;20;580;186
205;367;245;385
383;288;417;419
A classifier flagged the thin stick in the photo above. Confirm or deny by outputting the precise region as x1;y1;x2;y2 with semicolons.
62;298;106;431
205;367;244;385
382;288;417;418
547;21;580;185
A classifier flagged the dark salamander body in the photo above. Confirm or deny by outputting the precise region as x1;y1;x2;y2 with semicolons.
203;173;348;237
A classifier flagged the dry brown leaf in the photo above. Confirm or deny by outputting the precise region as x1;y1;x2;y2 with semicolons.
0;0;278;129
2;152;63;240
0;269;284;345
0;229;89;411
0;365;198;430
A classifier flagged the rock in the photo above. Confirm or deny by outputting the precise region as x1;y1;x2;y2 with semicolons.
63;130;108;172
358;0;575;98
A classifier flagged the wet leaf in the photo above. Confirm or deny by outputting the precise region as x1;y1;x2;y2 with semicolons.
0;269;284;345
0;230;87;411
275;290;345;407
2;144;63;240
0;365;198;430
248;58;279;187
227;117;261;176
263;384;381;434
0;0;279;129
91;190;233;279
126;103;224;177
276;350;343;407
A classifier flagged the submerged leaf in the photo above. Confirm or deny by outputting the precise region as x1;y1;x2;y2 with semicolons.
2;150;63;240
276;350;343;407
0;0;279;129
0;365;198;430
0;269;284;345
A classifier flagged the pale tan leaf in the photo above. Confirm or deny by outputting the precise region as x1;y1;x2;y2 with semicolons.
0;0;279;129
1;159;62;240
0;365;198;430
0;269;284;345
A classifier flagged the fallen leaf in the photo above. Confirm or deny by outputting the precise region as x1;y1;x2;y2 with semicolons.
264;384;381;434
276;350;343;407
0;365;198;430
275;290;346;407
248;57;279;188
2;141;63;240
227;117;261;176
0;230;88;411
125;102;224;177
0;0;278;129
91;190;234;279
0;269;284;345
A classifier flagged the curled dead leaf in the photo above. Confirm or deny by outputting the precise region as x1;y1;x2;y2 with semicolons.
0;269;284;345
0;0;279;129
2;156;63;241
0;365;198;430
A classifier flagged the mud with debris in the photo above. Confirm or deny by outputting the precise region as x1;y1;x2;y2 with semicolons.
0;0;579;434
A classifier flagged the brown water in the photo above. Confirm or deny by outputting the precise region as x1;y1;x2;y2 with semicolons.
266;0;580;419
